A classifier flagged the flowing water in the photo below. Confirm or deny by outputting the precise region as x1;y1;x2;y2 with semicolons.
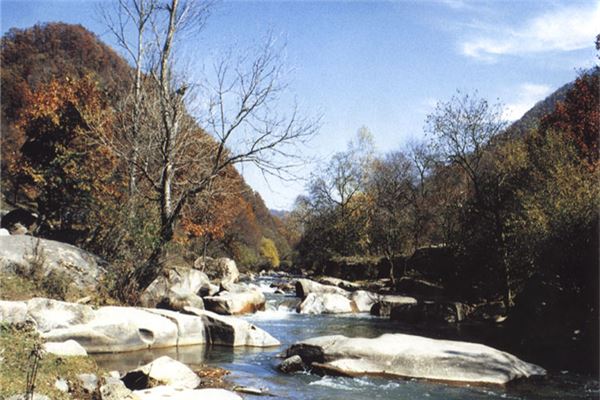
93;276;599;399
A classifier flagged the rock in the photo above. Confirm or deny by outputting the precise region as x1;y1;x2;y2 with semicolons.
194;257;239;285
134;386;242;400
295;279;348;299
43;339;87;356
203;284;265;315
0;208;37;234
0;228;9;236
122;356;200;390
184;307;280;347
144;308;207;347
369;295;418;317
318;277;361;291
0;300;30;325
140;266;210;310
350;290;380;313
278;355;304;373
286;333;546;385
395;277;444;299
0;235;104;288
389;300;470;324
54;378;69;392
7;394;50;400
297;293;357;314
100;378;140;400
77;373;99;392
41;305;180;352
0;298;279;352
27;298;95;332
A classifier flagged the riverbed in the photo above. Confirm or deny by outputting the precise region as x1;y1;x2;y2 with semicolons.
93;277;599;399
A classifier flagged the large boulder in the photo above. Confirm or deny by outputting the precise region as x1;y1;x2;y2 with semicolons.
349;290;380;313
184;307;280;347
134;387;242;400
318;277;361;291
297;293;357;314
140;266;210;311
0;298;279;352
295;279;348;299
389;300;471;324
0;235;104;288
43;340;87;357
194;257;239;285
369;295;418;317
395;276;444;299
203;283;265;315
122;356;200;390
284;333;546;385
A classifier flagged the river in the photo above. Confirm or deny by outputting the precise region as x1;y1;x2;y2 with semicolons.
93;276;599;399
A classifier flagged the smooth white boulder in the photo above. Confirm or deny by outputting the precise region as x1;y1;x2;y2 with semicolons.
184;307;280;347
297;293;356;314
0;298;279;352
194;257;239;285
125;356;200;389
286;333;546;385
295;279;348;298
0;300;29;325
42;306;179;352
350;290;380;313
43;339;87;356
203;284;265;315
370;295;418;317
134;386;241;400
140;266;210;310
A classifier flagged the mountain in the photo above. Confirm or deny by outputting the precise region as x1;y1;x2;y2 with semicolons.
0;22;289;269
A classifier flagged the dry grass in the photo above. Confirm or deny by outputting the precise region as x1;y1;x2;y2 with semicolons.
0;324;103;399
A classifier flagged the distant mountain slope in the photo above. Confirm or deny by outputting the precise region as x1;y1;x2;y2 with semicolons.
0;22;290;266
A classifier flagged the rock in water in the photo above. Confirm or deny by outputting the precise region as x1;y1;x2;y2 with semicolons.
295;279;348;299
203;283;266;315
0;298;279;352
297;293;357;314
278;355;305;373
284;333;546;385
133;386;242;400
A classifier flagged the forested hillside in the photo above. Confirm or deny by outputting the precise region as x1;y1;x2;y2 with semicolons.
287;66;599;371
0;23;290;272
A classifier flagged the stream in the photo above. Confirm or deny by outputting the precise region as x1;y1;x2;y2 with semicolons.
93;276;599;399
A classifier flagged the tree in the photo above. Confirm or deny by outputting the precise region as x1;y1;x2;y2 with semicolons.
426;91;506;202
11;76;123;245
103;0;317;292
307;128;374;255
368;151;413;283
259;237;280;268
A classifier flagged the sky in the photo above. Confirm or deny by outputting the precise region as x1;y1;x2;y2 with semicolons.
2;0;599;210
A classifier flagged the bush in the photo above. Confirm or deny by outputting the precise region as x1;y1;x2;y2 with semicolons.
259;237;280;268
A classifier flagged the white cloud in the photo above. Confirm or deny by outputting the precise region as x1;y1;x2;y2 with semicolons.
462;2;600;60
503;83;553;121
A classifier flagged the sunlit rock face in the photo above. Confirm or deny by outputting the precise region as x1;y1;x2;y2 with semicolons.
283;333;546;385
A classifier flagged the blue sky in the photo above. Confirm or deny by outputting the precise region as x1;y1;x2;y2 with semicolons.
2;0;599;209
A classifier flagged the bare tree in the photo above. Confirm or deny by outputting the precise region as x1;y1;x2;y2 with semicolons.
368;151;413;284
426;91;506;202
103;0;318;291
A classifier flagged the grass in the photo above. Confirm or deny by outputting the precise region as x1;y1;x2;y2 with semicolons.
0;324;103;399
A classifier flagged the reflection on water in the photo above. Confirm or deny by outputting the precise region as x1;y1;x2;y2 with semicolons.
91;279;600;400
